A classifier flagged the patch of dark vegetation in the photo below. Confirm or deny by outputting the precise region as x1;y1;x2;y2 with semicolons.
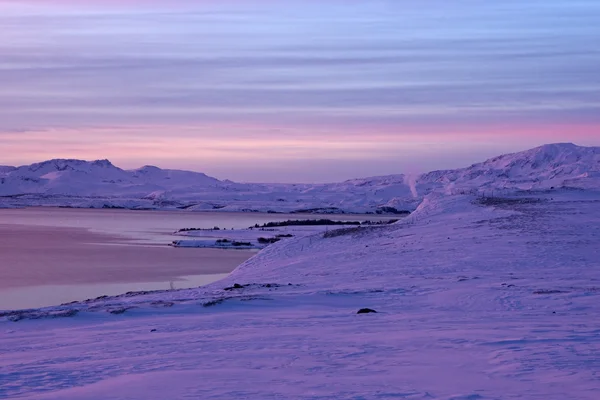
323;227;362;238
254;219;399;229
177;226;221;232
203;298;227;307
277;234;294;238
203;295;272;307
224;283;299;291
533;289;569;295
2;309;79;322
119;289;169;298
124;291;148;297
216;239;252;246
108;306;136;315
257;237;281;244
357;308;378;314
375;206;411;215
231;241;252;247
475;197;546;207
363;219;400;225
252;219;362;228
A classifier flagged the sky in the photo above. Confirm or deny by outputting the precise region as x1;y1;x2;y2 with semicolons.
1;0;599;182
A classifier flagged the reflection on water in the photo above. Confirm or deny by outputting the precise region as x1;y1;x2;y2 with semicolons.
0;273;229;311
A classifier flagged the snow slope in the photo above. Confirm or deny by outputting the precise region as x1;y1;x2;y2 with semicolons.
419;142;600;193
1;143;598;213
2;187;599;399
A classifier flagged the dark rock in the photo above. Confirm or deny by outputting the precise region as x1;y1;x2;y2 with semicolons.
151;329;157;332
357;308;377;314
224;283;246;291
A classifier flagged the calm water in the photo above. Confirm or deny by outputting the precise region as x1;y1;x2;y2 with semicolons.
0;208;389;310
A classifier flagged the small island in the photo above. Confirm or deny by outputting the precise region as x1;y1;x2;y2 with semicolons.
170;219;400;249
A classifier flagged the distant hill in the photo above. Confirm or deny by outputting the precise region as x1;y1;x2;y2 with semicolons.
1;143;598;212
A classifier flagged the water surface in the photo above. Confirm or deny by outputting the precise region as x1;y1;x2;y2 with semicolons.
0;208;387;310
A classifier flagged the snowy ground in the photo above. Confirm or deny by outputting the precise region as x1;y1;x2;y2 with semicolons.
1;189;599;399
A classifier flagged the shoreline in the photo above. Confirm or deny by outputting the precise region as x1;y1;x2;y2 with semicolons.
0;223;252;290
0;203;407;217
0;209;398;309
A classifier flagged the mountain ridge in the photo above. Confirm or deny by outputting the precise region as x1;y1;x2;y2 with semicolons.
1;143;598;213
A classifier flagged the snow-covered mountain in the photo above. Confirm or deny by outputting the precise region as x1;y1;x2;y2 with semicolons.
419;142;600;192
0;159;222;198
0;158;420;213
1;143;598;212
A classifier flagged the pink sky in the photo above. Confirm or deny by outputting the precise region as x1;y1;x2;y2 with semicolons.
1;1;599;182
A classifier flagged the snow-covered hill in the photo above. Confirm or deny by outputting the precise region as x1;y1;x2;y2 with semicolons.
0;159;220;198
0;158;419;213
3;187;599;399
419;143;600;193
1;143;598;212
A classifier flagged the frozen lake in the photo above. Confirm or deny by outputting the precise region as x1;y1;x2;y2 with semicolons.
0;208;391;310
